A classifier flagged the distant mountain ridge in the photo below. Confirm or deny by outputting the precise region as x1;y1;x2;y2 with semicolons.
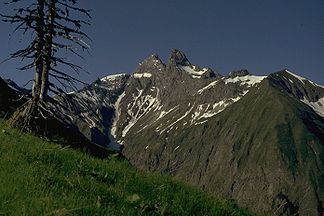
1;49;323;215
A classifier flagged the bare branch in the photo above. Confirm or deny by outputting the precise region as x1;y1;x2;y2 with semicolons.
1;0;91;98
50;67;88;85
57;0;91;18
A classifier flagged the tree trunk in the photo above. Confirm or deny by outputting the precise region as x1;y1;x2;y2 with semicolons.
32;0;45;102
40;0;56;101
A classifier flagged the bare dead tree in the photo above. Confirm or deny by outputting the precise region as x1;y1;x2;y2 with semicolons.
1;0;91;100
34;0;46;101
1;0;91;132
43;0;91;99
1;0;45;102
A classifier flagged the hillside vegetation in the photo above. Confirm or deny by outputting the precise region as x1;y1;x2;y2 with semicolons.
0;120;255;216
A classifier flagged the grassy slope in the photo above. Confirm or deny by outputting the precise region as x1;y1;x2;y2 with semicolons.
0;121;255;216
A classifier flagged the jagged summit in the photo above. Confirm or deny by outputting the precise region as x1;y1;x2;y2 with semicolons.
132;49;218;80
101;73;127;82
165;49;218;79
168;49;191;67
228;69;250;78
139;54;163;65
135;54;165;75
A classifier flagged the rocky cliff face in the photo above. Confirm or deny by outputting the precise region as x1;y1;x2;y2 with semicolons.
53;73;129;150
58;49;324;216
111;50;259;144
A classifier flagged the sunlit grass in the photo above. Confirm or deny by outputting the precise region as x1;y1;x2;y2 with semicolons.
0;120;255;215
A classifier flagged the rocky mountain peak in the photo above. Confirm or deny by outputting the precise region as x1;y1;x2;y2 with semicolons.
267;69;324;104
228;69;250;78
147;54;162;62
136;54;165;74
166;49;218;79
167;49;191;68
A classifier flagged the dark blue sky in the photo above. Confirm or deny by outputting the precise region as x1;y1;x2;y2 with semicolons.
1;0;324;86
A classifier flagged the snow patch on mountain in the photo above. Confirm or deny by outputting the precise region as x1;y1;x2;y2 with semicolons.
197;80;220;94
111;91;126;138
122;89;160;138
285;70;306;84
133;73;152;78
159;105;195;134
182;65;208;79
301;97;324;118
157;106;178;120
75;89;111;110
195;120;208;125
285;70;324;89
315;84;324;89
101;73;126;82
190;96;242;124
80;112;98;128
224;75;266;87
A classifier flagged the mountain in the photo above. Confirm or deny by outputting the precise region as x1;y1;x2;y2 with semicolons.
53;73;129;151
4;78;32;95
38;49;324;215
0;77;115;158
0;77;27;117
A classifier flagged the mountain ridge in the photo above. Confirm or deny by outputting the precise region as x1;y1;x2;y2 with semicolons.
107;50;323;215
120;69;324;215
1;49;323;215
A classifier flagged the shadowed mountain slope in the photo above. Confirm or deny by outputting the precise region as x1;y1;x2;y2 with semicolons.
39;49;324;215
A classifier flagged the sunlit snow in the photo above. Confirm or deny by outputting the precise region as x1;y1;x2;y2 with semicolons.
285;70;306;84
286;70;324;89
301;97;324;118
315;84;324;89
156;106;178;120
160;106;195;134
182;66;208;79
197;80;219;94
224;75;266;87
191;96;242;123
121;88;161;137
111;91;126;138
101;73;126;82
133;73;152;78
